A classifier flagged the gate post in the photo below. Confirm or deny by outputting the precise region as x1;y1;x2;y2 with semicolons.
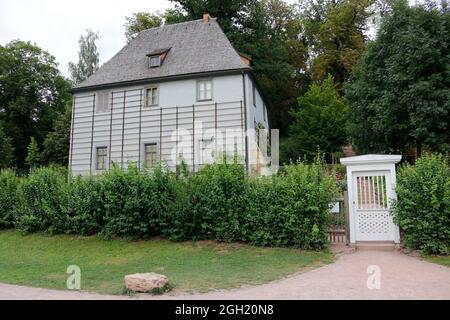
340;154;402;244
343;190;350;245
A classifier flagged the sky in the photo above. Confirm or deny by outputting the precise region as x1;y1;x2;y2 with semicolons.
0;0;299;78
0;0;303;78
0;0;175;77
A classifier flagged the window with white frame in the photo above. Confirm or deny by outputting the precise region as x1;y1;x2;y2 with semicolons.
96;91;110;113
144;143;158;168
96;147;107;170
263;104;267;121
197;80;212;101
145;87;159;106
252;84;256;107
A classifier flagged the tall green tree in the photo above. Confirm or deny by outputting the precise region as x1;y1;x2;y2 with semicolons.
25;137;42;169
0;121;14;168
124;12;164;42
346;0;450;156
43;102;72;166
123;9;191;38
68;29;100;84
0;40;71;168
281;75;348;163
238;0;309;133
168;0;257;40
301;0;374;89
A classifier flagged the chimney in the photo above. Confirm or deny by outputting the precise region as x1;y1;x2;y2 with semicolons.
203;13;210;23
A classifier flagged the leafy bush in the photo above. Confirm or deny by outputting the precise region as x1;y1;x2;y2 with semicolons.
3;161;339;249
100;164;178;239
0;170;20;229
160;162;247;242
243;162;337;249
393;154;450;255
65;175;105;235
190;162;247;241
15;166;68;233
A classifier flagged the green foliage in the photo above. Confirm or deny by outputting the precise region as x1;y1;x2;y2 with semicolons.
0;122;14;169
43;103;72;166
100;164;177;239
68;29;99;84
393;153;450;254
25;137;42;169
65;175;104;235
189;162;247;241
168;0;257;38
0;170;19;228
0;40;71;168
124;12;164;42
301;0;374;89
4;162;339;249
346;1;450;155
282;75;348;163
243;161;338;248
15;166;68;233
239;0;308;132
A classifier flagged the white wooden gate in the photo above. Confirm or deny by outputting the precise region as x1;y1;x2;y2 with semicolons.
341;155;401;244
353;171;394;241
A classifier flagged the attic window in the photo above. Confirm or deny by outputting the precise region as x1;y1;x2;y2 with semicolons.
149;55;161;68
146;48;171;68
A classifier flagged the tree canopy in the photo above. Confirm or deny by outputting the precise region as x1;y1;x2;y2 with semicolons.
301;0;374;90
282;75;348;163
25;137;42;169
43;103;72;166
0;40;71;168
0;121;14;169
68;29;100;84
124;12;164;42
346;0;450;156
1;0;447;170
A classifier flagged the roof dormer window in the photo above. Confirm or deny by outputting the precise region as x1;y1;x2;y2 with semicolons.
149;55;161;68
146;48;171;69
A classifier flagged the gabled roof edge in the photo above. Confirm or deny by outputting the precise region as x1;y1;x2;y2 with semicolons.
71;68;251;94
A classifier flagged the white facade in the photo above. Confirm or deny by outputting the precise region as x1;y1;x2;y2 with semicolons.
69;73;270;175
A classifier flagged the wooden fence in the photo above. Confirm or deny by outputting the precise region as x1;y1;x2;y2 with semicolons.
328;191;350;244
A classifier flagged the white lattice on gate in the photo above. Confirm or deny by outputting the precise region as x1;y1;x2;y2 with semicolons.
340;155;401;244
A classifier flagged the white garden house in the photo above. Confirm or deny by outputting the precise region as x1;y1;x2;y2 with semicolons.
69;14;270;176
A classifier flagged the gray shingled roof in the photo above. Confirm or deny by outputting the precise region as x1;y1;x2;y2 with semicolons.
74;18;250;90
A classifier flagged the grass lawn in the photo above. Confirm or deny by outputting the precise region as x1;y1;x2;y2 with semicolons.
0;230;333;295
424;255;450;267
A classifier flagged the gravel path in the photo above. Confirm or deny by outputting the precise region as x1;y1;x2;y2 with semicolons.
1;249;449;300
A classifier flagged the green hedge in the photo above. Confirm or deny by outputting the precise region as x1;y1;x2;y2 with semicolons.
393;154;450;255
0;161;339;249
0;169;19;228
15;166;68;233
